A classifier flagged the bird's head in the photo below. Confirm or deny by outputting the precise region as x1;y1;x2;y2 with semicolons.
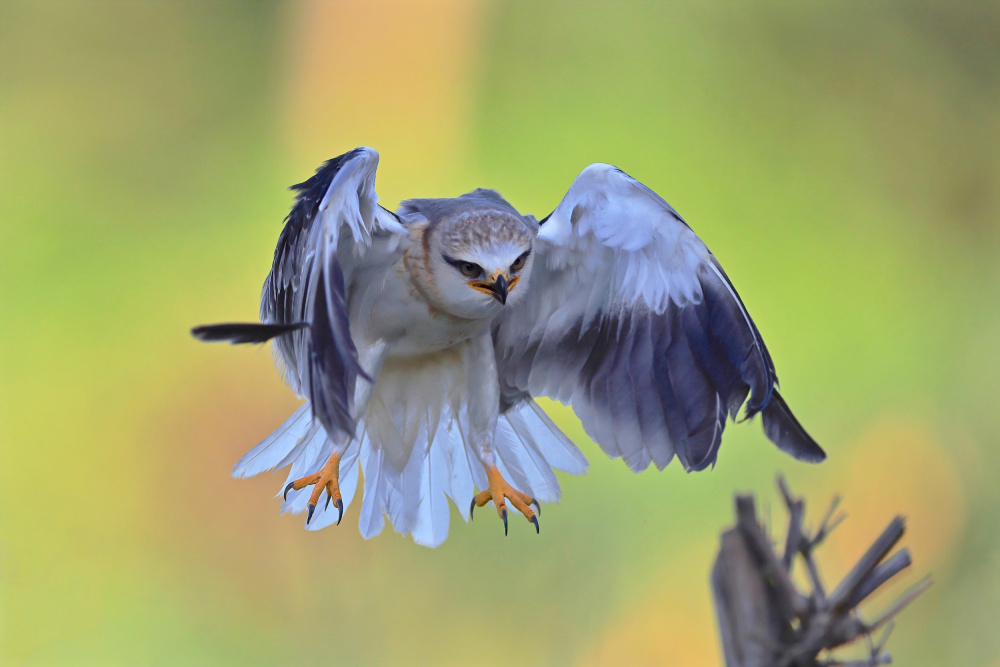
411;190;536;319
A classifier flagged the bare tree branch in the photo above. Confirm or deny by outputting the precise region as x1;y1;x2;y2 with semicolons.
712;477;929;667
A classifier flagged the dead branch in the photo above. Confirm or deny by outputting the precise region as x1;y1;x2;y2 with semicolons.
712;476;930;667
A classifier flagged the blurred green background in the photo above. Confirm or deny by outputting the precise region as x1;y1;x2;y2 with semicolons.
2;1;998;664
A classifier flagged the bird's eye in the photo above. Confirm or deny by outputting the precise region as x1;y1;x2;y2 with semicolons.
459;261;481;278
510;251;530;272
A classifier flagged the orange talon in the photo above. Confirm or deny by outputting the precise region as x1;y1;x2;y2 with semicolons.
283;450;343;525
470;465;539;535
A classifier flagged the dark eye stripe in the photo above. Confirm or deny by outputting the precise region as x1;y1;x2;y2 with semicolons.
443;254;483;277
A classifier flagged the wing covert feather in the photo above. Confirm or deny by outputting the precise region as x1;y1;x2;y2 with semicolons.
261;147;405;439
493;164;823;471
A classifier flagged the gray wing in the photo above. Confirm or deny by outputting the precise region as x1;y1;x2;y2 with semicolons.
262;147;405;439
492;164;824;472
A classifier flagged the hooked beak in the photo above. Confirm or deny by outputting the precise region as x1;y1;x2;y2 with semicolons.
487;273;508;305
471;273;517;305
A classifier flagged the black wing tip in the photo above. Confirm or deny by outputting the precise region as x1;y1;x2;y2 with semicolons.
685;456;718;473
379;204;402;223
290;148;365;193
761;390;827;463
191;322;308;345
281;148;369;242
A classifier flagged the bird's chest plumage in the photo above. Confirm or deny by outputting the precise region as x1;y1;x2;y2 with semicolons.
351;253;502;471
363;344;471;470
359;251;494;357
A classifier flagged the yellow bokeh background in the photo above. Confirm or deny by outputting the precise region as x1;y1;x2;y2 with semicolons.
2;1;999;664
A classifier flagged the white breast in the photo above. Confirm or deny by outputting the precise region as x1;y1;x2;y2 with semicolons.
363;344;470;468
353;252;493;357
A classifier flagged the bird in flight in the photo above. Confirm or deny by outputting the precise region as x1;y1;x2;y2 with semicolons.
193;147;824;547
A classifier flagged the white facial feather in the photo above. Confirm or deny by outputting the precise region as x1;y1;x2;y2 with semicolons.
423;211;536;319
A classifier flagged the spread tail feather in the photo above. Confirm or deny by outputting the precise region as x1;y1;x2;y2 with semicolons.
232;403;313;478
496;400;588;504
230;399;587;547
357;399;586;547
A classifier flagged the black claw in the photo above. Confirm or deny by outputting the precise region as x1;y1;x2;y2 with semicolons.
283;482;294;501
336;498;344;526
531;498;541;516
502;508;508;536
470;498;476;520
530;515;539;534
325;493;331;511
307;503;315;524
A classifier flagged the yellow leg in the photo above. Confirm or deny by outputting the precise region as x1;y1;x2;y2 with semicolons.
470;465;541;535
283;451;343;525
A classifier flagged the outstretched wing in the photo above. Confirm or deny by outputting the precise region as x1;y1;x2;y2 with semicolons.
492;164;824;472
262;147;406;439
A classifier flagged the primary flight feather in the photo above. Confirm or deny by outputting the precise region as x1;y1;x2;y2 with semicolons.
192;147;824;547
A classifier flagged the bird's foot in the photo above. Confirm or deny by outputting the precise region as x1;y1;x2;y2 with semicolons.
470;465;540;535
283;451;343;525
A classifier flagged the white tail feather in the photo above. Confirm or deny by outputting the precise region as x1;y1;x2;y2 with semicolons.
232;403;312;478
358;438;386;539
409;431;451;546
513;401;589;475
275;421;323;473
494;418;561;503
233;398;588;547
443;418;480;520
